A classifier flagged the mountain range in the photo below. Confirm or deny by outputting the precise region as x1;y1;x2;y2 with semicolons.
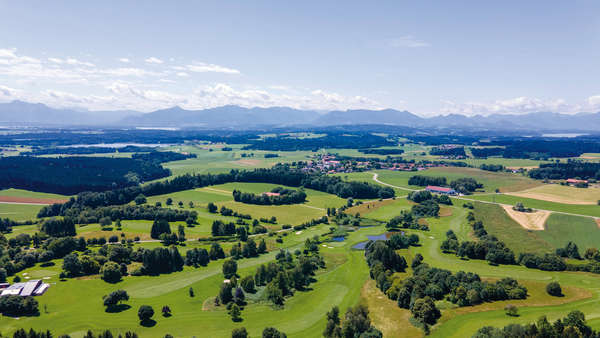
1;100;599;132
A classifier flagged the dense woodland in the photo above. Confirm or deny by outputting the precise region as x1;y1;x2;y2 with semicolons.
429;146;466;157
529;161;600;180
357;148;404;155
232;187;307;205
0;156;170;194
243;133;395;151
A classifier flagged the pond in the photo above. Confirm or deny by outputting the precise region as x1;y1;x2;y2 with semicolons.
332;236;346;242
352;233;392;250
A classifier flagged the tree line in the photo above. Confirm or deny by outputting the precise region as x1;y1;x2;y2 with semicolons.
38;164;394;218
232;187;307;205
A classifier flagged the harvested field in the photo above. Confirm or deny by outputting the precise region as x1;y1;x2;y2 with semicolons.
506;165;538;170
501;205;550;230
507;184;600;205
0;196;67;205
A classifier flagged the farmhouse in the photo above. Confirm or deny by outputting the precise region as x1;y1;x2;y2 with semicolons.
263;192;281;197
425;185;457;195
0;280;50;297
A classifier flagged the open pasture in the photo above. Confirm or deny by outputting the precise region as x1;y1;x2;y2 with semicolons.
538;213;600;252
508;183;600;205
471;202;552;254
467;194;600;218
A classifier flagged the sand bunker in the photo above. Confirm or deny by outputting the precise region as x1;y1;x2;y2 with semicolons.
502;205;550;231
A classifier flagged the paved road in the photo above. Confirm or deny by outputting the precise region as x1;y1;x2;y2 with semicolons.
371;173;600;220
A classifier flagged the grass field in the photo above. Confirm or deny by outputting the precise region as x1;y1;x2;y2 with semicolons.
467;194;600;218
471;202;552;254
508;184;600;205
538;214;600;251
342;167;541;193
0;203;44;221
0;188;69;199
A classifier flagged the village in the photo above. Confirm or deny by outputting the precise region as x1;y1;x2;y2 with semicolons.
300;153;451;174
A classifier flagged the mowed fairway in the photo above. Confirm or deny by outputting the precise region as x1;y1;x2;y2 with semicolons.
538;213;600;251
0;225;377;338
508;184;600;205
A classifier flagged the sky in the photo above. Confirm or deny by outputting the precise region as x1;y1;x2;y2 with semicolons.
0;1;599;116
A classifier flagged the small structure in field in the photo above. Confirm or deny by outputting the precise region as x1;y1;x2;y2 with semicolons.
0;279;50;297
263;192;281;197
425;185;457;195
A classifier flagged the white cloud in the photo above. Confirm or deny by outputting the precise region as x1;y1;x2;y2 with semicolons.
176;72;189;77
587;95;600;109
0;85;20;101
65;58;95;67
48;57;64;64
145;57;164;64
440;96;573;116
387;35;430;48
186;62;240;74
118;58;130;63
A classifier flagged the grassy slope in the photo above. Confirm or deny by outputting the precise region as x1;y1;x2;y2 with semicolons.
539;213;600;251
471;202;551;254
0;203;44;221
468;194;600;217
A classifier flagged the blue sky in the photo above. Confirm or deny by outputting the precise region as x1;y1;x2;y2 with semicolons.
0;1;599;116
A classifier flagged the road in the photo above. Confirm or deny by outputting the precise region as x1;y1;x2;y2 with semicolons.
371;173;600;220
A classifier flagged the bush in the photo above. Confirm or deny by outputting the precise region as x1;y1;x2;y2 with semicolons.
504;304;518;316
546;281;562;297
101;262;122;283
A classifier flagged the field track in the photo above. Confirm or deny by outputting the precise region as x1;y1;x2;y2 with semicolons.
0;196;67;205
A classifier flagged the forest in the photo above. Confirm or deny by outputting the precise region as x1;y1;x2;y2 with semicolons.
0;156;170;194
529;161;600;180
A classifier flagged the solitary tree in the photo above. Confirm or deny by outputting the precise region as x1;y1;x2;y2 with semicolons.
138;305;154;323
230;303;242;322
166;197;173;206
134;194;147;205
103;290;129;309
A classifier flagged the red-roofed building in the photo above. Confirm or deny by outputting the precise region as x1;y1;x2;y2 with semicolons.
263;192;281;197
566;178;587;185
425;185;457;195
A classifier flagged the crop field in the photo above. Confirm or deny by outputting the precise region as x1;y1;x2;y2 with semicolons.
161;144;314;176
507;184;600;205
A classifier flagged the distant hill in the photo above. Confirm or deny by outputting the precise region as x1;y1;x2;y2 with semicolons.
2;100;600;131
313;109;423;126
120;105;320;127
0;100;138;125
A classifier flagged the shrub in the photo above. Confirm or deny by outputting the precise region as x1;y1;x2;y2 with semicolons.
504;304;518;316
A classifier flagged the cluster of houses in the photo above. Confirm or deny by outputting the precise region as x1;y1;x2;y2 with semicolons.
301;154;445;174
0;279;50;297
